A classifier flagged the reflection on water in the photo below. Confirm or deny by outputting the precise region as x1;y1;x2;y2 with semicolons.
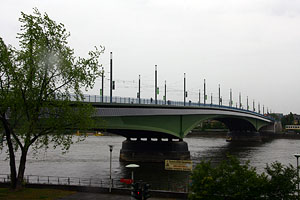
1;135;300;190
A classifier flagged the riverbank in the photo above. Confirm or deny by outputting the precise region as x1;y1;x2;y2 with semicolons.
0;187;75;200
0;182;187;200
187;130;300;140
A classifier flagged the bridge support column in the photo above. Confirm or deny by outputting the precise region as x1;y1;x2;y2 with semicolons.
119;139;190;162
226;131;262;142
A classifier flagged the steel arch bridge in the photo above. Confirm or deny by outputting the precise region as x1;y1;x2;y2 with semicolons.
91;103;274;139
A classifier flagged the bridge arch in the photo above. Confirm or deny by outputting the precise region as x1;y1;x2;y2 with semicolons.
95;113;272;139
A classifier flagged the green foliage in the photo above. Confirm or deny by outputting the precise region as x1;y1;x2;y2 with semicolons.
189;156;299;200
281;112;295;127
264;162;298;200
0;8;104;189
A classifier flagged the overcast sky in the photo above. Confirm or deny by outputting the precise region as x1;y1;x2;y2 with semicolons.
1;0;300;114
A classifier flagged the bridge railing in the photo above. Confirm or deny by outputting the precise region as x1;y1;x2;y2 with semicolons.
68;94;274;121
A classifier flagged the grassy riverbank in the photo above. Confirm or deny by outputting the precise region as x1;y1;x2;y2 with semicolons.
0;188;75;200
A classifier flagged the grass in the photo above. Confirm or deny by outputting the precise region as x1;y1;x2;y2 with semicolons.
0;187;76;200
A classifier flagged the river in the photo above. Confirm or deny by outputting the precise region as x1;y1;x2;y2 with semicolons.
1;135;300;190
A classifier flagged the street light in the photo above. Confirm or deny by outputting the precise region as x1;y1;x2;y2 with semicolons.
126;164;140;182
126;164;140;200
294;154;300;197
108;145;114;192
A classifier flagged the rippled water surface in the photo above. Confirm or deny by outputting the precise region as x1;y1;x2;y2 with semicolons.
1;135;300;189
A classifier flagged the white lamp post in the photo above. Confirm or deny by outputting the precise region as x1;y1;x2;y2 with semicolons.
125;164;140;182
294;153;300;197
126;164;140;200
109;145;114;192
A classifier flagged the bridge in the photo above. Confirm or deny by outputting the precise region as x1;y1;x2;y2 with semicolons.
77;94;275;162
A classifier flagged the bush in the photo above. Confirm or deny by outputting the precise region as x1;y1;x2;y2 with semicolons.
189;156;298;200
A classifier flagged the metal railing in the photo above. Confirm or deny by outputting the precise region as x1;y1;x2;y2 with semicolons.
0;173;188;192
72;94;274;121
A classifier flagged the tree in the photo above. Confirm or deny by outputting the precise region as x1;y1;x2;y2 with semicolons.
0;8;104;189
264;162;298;200
189;156;299;200
189;156;266;200
281;112;294;127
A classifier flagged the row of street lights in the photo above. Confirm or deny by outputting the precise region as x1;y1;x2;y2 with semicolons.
100;54;272;114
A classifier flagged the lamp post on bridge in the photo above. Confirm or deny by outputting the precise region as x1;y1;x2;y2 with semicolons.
199;89;201;106
230;89;232;107
164;80;167;105
247;96;249;110
138;75;141;104
218;84;221;107
239;92;242;109
155;65;157;105
253;100;255;112
110;52;113;103
183;73;186;106
101;67;104;103
204;79;206;105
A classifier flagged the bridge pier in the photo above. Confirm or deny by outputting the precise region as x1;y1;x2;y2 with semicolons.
226;131;262;142
119;138;190;162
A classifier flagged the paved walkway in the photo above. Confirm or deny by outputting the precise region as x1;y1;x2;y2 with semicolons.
57;192;182;200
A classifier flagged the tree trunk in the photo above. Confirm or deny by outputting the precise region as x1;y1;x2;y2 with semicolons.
16;148;28;190
2;119;17;189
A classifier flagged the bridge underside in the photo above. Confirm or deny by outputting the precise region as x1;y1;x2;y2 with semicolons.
91;114;273;162
94;114;271;139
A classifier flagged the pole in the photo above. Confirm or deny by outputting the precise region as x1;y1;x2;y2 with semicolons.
184;73;186;106
204;79;206;105
230;89;232;107
253;100;255;112
155;65;157;104
109;145;113;192
138;75;141;104
211;93;213;106
263;105;264;114
165;80;167;105
218;84;220;106
247;96;248;110
258;103;260;114
110;52;113;103
221;96;222;106
239;92;241;109
101;67;104;103
131;170;134;200
199;89;201;106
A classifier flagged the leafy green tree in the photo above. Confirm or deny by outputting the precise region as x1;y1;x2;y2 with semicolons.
189;156;266;200
281;112;294;127
264;162;298;200
189;156;299;200
0;8;104;189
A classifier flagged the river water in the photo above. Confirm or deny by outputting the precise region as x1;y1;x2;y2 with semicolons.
1;135;300;190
